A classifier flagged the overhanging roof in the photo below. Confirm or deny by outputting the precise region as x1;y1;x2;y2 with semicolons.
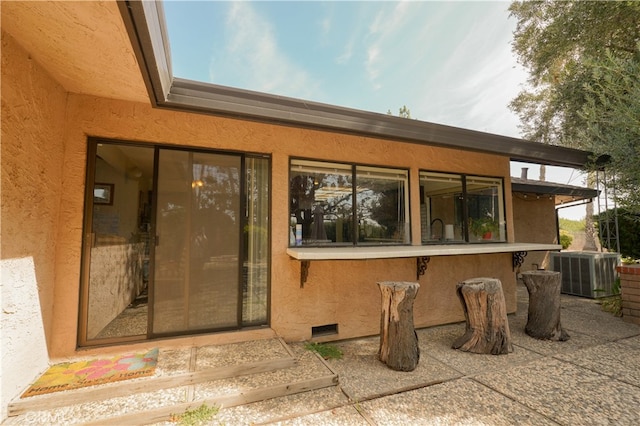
118;0;594;169
511;177;599;206
2;1;148;103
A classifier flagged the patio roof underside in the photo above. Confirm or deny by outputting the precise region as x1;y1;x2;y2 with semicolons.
3;0;595;170
511;177;599;206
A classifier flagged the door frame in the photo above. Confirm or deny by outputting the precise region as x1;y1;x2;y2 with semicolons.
77;138;271;347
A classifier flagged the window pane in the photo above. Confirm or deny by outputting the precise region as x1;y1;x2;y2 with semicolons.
467;176;505;242
290;160;353;245
243;156;269;325
153;150;241;334
87;144;153;340
420;172;465;243
356;166;409;245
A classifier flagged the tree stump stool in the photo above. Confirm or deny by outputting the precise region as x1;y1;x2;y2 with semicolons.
521;270;569;341
452;277;513;355
377;281;420;371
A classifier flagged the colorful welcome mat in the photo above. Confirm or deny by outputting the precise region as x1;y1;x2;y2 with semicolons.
21;348;158;398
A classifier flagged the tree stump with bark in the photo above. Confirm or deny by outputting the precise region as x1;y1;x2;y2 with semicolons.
521;270;569;341
378;281;420;371
452;277;513;355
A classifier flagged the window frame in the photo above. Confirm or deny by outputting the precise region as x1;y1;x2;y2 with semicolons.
289;158;411;247
419;170;507;245
78;137;272;347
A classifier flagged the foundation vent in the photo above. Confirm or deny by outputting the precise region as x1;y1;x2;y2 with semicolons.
312;324;338;337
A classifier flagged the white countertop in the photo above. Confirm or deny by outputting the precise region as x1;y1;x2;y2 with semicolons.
286;243;561;261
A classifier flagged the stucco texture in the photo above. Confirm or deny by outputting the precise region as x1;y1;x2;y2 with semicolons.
513;194;558;271
3;25;519;359
1;31;67;418
54;94;515;351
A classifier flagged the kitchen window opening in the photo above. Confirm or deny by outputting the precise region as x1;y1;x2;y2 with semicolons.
420;171;506;244
289;159;410;247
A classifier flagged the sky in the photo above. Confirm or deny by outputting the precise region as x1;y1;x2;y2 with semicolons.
163;0;591;220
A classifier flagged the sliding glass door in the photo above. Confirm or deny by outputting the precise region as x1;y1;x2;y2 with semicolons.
152;150;242;335
79;140;269;346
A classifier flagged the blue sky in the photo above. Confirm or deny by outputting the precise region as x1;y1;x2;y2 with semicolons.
163;0;590;219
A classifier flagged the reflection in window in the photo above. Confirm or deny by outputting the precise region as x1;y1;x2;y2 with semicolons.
420;172;464;243
289;159;409;246
356;166;409;245
420;172;505;244
243;157;269;325
466;176;505;242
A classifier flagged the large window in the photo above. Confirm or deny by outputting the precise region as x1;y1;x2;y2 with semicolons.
420;171;505;244
289;159;410;246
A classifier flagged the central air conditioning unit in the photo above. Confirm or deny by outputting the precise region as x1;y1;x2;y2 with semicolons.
550;252;620;298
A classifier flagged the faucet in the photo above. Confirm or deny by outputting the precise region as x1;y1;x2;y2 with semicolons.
430;218;444;241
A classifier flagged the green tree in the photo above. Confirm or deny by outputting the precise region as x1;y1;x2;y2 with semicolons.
580;50;640;213
509;1;640;148
595;208;640;259
387;105;412;119
509;1;640;245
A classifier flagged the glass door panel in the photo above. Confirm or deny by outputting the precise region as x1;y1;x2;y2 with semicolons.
152;150;241;335
243;157;269;325
85;143;153;342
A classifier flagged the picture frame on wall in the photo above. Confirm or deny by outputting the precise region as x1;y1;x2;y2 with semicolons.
94;183;114;205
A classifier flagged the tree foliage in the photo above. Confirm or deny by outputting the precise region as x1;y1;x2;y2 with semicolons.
580;50;640;211
387;105;412;119
595;208;640;260
509;0;640;212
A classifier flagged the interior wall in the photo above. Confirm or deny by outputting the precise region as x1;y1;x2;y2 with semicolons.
1;31;68;418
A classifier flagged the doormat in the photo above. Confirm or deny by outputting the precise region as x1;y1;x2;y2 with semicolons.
21;348;158;398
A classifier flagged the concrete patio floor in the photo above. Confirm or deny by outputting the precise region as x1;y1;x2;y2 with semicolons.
6;281;640;425
213;282;640;426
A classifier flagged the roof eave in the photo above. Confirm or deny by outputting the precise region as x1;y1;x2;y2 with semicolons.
512;178;599;206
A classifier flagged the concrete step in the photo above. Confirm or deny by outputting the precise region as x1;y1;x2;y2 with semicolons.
6;338;338;425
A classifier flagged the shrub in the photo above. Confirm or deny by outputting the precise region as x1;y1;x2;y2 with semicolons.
559;232;573;249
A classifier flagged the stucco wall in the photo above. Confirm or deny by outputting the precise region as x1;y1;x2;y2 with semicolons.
513;194;558;271
3;25;520;360
44;91;517;355
1;31;67;418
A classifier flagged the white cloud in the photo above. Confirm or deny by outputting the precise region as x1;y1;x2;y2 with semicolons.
336;38;354;64
200;1;527;138
320;16;331;36
209;2;318;99
364;1;412;90
409;4;526;138
367;46;381;82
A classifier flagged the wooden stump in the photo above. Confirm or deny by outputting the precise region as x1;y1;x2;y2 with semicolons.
378;281;420;371
521;270;569;341
452;277;513;355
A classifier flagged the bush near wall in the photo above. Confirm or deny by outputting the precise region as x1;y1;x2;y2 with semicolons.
559;231;573;250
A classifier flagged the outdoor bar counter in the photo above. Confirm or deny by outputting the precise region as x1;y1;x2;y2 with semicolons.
287;243;561;286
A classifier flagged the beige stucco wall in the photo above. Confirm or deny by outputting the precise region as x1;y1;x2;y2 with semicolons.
1;31;68;417
50;92;517;354
3;26;519;361
513;194;558;271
